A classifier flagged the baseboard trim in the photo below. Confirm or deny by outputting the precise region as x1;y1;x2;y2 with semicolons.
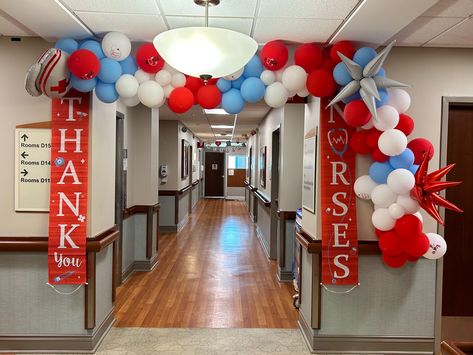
121;254;159;283
225;196;245;201
277;266;293;282
177;214;189;232
0;307;115;353
160;225;178;232
255;225;271;260
298;313;434;354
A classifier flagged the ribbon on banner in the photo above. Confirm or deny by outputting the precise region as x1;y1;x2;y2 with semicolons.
320;99;358;286
48;89;89;285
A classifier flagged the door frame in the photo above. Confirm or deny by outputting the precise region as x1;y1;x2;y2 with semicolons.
270;127;281;260
436;96;473;351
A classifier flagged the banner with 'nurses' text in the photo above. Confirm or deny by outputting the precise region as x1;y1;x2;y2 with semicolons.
48;90;89;285
320;100;358;286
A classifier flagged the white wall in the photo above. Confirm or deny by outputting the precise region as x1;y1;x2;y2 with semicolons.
158;120;178;191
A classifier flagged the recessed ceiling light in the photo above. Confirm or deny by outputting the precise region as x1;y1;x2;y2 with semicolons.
211;125;234;129
204;108;229;115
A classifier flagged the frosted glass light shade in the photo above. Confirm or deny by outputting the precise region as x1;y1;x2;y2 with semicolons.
153;27;257;79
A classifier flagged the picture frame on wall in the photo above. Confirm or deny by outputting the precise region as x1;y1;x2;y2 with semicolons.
260;146;266;188
181;139;190;179
302;134;317;213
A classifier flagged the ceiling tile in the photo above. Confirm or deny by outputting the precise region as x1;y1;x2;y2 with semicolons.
393;16;462;46
253;18;341;43
160;0;257;17
422;0;473;17
166;16;253;35
0;11;32;36
61;0;160;14
257;0;358;19
76;12;167;41
425;17;473;46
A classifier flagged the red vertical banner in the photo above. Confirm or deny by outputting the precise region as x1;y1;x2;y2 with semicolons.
48;90;89;285
320;99;358;286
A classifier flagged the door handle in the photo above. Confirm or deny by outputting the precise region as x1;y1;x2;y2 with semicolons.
221;175;224;178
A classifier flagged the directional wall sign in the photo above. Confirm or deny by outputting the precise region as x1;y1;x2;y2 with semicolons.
14;128;51;211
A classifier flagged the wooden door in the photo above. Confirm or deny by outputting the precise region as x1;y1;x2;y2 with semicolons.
442;104;473;316
205;152;225;197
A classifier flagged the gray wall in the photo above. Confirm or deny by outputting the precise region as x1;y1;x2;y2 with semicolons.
95;247;114;328
159;195;175;227
178;191;190;230
122;217;135;273
256;202;272;259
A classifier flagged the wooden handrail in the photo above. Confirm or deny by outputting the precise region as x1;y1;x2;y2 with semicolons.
254;190;270;207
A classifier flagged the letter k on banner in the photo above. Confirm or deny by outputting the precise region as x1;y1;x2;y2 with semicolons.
320;100;358;286
48;90;89;285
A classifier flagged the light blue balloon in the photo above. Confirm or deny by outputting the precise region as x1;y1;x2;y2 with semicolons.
243;55;263;78
389;148;415;169
375;88;389;108
79;40;105;59
342;91;361;104
369;162;394;184
55;38;79;54
333;62;352;86
409;164;419;175
231;76;245;89
221;88;245;114
353;47;377;68
120;56;138;75
217;78;232;93
95;81;118;103
71;74;97;92
376;68;386;77
98;58;122;84
240;77;265;103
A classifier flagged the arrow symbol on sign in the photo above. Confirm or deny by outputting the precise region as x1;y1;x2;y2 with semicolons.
21;151;29;159
21;169;28;176
21;134;29;141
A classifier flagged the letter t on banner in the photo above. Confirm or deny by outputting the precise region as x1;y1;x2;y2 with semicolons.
48;89;89;285
319;99;358;286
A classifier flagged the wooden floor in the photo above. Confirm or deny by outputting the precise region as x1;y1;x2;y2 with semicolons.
115;199;299;328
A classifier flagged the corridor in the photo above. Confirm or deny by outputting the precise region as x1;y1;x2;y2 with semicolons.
115;199;299;328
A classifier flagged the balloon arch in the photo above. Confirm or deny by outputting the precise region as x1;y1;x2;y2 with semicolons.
25;32;462;268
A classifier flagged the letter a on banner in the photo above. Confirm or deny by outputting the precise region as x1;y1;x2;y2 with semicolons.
320;99;358;286
48;89;89;285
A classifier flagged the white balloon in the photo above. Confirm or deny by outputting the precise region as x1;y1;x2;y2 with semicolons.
260;70;276;85
361;119;374;130
373;105;399;131
115;74;139;98
155;70;172;87
101;32;131;61
413;211;423;222
423;233;447;259
387;168;415;195
164;63;178;75
281;65;307;92
275;68;285;82
224;67;244;80
372;208;396;231
171;73;186;88
264;82;288;108
135;69;153;84
378;129;407;156
396;194;420;214
297;88;310;97
120;95;140;107
388;203;405;219
164;84;174;98
288;90;297;98
371;184;397;208
354;175;378;200
137;80;164;108
387;88;411;114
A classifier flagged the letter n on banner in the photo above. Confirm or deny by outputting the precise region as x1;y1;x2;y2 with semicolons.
48;89;89;285
320;99;358;286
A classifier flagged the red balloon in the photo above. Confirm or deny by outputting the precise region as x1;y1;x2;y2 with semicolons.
168;87;194;113
197;85;221;109
407;255;420;262
294;43;322;73
382;253;408;268
215;141;221;147
350;130;371;154
395;214;423;240
260;40;288;71
321;58;336;72
306;69;336;98
375;228;387;239
379;231;403;256
367;129;382;150
330;41;355;63
372;147;389;162
405;233;430;258
343;100;371;127
185;76;203;94
67;49;100;80
395;113;414;136
136;43;164;73
408;138;434;165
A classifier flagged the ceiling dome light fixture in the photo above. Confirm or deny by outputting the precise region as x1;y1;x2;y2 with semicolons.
153;0;258;80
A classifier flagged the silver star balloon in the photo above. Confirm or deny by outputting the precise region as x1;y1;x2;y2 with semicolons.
328;40;409;121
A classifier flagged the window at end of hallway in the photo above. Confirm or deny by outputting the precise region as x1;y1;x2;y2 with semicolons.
228;155;247;169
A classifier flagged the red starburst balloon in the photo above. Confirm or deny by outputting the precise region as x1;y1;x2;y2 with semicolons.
410;148;462;225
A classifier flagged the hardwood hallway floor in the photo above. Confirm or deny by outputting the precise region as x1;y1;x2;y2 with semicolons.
115;199;299;328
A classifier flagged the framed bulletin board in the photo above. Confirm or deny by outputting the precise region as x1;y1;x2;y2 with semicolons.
260;146;266;188
181;139;190;179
